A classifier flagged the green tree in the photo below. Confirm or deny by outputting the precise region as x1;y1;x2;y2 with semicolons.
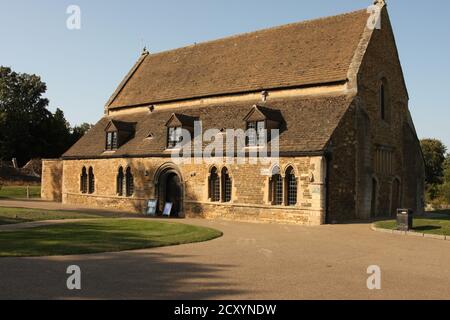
69;123;92;148
0;66;84;165
440;154;450;204
443;155;450;180
42;108;73;157
420;139;447;186
0;66;52;165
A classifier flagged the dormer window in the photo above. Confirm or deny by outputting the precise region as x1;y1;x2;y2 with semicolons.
106;131;118;150
167;127;183;149
246;121;266;147
104;120;136;151
244;105;282;147
165;113;197;150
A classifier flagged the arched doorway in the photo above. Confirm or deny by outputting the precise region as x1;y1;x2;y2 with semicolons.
390;178;401;217
165;172;182;217
154;163;184;218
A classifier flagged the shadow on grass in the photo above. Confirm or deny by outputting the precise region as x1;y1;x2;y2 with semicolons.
430;209;450;215
413;225;442;232
425;210;450;220
0;220;223;258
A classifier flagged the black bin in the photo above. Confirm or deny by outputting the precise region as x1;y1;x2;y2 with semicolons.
396;209;413;231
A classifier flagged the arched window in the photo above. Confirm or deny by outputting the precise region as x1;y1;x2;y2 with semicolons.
125;167;134;197
285;167;297;206
269;166;283;205
209;167;220;202
380;83;386;120
221;167;232;203
80;167;87;194
88;167;95;194
379;79;390;122
117;167;124;196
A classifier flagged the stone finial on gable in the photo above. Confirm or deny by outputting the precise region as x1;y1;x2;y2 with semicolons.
373;0;386;7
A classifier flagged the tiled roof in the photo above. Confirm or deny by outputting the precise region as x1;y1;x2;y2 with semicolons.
63;94;355;158
107;9;369;109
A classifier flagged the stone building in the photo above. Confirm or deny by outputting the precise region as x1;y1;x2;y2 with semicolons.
42;1;425;225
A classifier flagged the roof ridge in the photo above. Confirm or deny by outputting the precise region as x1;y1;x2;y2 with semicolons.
147;8;368;58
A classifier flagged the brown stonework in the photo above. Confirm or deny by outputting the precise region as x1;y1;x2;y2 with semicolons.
41;4;424;225
41;160;63;202
58;157;325;225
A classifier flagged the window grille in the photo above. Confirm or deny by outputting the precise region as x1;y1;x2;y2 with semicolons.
246;121;266;146
117;167;124;196
286;169;297;206
88;167;95;194
273;174;283;205
106;132;118;150
222;168;232;203
209;167;220;202
125;167;134;197
80;167;88;194
167;127;183;149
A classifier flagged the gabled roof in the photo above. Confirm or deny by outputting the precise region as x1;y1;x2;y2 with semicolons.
244;105;283;123
165;113;198;128
63;94;355;159
107;9;370;109
105;119;136;132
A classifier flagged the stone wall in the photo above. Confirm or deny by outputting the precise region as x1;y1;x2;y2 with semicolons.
43;6;424;224
41;159;63;201
326;101;359;223
323;7;425;222
351;7;425;217
60;156;326;225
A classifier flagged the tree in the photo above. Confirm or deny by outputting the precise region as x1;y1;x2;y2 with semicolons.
69;123;92;148
420;139;447;186
0;66;90;165
443;155;450;181
0;66;52;165
440;154;450;203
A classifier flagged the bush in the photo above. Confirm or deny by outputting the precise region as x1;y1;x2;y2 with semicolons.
440;182;450;204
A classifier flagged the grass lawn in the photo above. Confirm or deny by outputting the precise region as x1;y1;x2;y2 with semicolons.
375;210;450;236
0;186;41;199
0;207;117;225
0;219;222;257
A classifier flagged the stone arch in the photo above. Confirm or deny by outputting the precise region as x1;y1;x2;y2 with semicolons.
80;166;88;194
284;166;298;206
154;162;184;217
282;163;299;177
269;164;281;176
208;165;220;202
88;166;95;194
116;166;124;196
269;164;283;205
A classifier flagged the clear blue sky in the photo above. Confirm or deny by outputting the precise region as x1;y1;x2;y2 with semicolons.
1;0;449;148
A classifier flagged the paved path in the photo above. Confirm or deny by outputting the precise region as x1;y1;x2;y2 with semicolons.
1;213;450;299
